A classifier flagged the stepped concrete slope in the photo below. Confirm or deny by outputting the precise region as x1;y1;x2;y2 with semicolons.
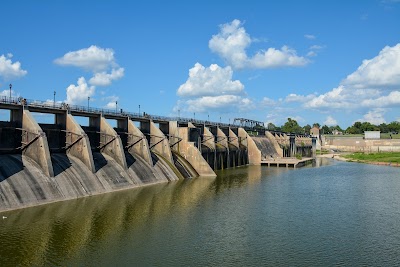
0;152;177;212
252;136;281;159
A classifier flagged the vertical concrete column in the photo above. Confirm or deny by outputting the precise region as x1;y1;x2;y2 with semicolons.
22;110;54;177
66;114;95;173
117;117;128;130
100;117;127;170
289;134;296;157
217;127;229;168
10;107;23;127
127;120;152;166
238;128;261;165
168;121;179;150
312;136;317;158
150;120;173;164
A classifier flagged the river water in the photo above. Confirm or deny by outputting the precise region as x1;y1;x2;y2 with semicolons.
1;158;400;266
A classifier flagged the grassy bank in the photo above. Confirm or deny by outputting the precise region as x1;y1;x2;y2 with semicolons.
343;152;400;164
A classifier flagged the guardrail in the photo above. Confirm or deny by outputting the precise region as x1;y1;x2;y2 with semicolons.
0;96;313;136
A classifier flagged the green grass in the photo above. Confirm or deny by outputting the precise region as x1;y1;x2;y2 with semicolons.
380;133;400;139
316;149;330;155
344;152;400;163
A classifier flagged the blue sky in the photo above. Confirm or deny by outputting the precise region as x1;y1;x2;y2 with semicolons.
1;0;400;128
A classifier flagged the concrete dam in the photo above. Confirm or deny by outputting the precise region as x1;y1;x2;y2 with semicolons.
0;98;315;212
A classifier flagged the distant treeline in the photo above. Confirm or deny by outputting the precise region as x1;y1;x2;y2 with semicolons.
266;118;400;135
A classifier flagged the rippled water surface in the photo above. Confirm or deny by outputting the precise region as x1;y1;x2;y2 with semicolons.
1;159;400;266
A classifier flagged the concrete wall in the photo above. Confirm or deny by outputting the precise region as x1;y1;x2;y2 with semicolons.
323;136;400;152
228;128;239;149
216;127;229;150
22;110;54;177
203;126;216;150
265;131;283;157
127;120;152;166
100;117;127;170
150;120;173;164
66;114;95;173
238;128;261;165
174;122;216;177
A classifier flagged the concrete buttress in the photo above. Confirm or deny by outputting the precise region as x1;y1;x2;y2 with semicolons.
265;131;283;157
171;122;216;177
238;127;261;165
149;120;173;164
127;120;152;166
100;117;128;170
22;110;54;177
66;114;96;173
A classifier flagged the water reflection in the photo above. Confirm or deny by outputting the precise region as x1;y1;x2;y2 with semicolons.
1;160;399;266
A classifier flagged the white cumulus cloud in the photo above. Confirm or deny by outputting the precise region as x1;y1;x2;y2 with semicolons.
342;43;400;90
184;95;252;113
0;54;27;80
304;34;316;40
361;91;400;107
66;77;95;104
89;67;125;86
209;19;309;69
285;93;316;103
177;63;244;97
54;45;116;72
360;108;386;125
56;45;125;105
103;95;119;109
324;116;338;126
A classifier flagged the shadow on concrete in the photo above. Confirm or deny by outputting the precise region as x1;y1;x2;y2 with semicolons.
51;153;72;177
0;154;24;181
92;152;108;172
124;151;136;169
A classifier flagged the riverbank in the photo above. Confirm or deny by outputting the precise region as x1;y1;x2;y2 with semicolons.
318;152;400;167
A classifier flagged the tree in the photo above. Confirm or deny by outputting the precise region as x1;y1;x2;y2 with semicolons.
267;122;276;130
388;121;400;133
313;123;321;128
379;123;389;133
303;124;311;134
281;118;303;133
321;125;330;134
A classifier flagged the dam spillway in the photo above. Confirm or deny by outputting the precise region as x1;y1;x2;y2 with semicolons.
0;97;315;212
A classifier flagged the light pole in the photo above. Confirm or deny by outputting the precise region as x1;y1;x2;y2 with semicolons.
194;112;195;120
207;114;209;122
115;101;118;113
139;104;140;115
9;84;12;100
53;91;56;107
88;96;90;110
178;109;180;119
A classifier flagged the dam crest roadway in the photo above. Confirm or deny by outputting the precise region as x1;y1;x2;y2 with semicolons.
0;96;316;212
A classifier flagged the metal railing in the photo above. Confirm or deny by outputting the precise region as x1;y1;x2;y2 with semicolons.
0;96;313;137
